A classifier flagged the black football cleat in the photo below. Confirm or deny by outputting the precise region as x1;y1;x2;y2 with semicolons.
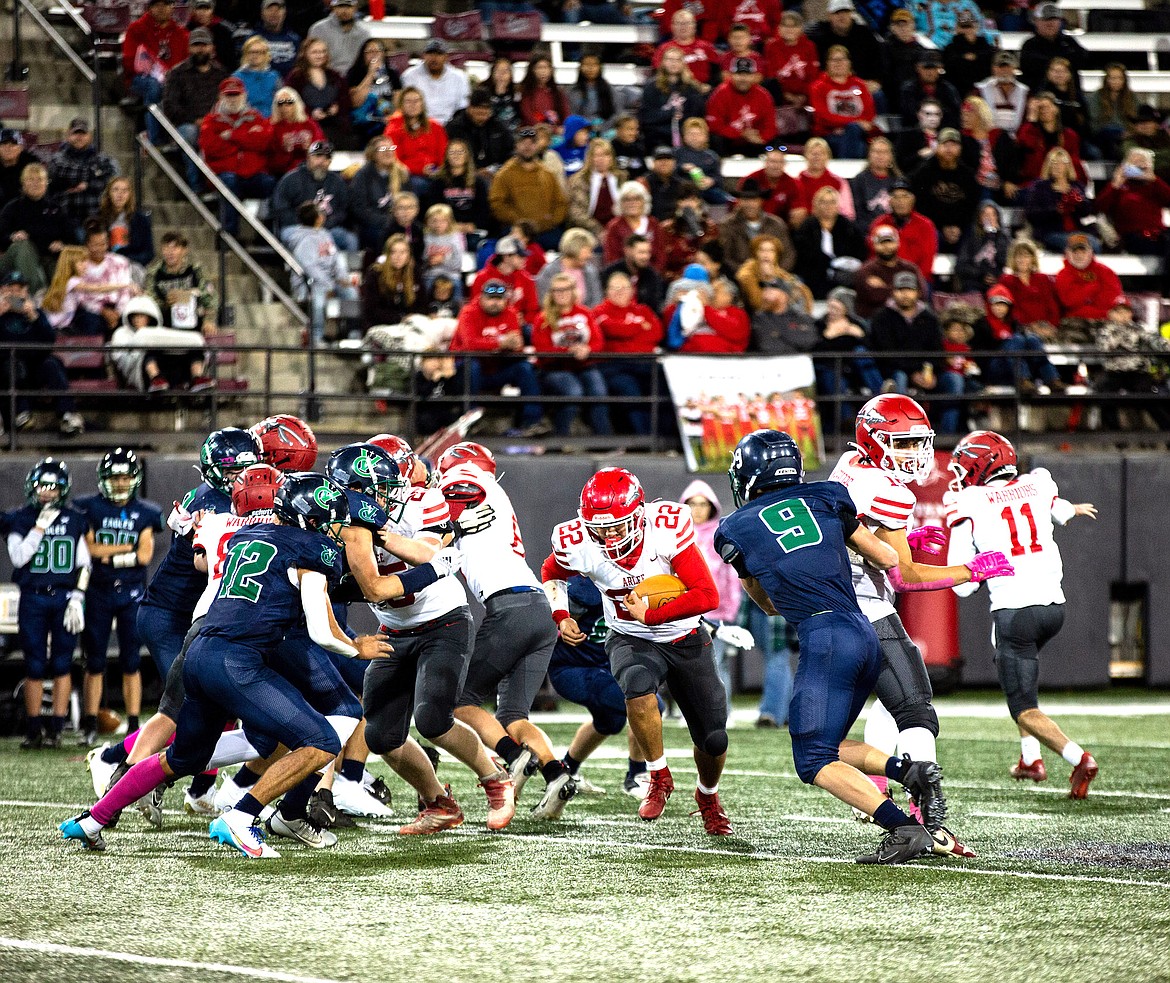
899;756;947;832
855;823;934;865
308;789;356;829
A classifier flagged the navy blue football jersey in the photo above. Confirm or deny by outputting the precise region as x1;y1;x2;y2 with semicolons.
141;482;230;613
0;505;90;590
549;575;610;672
76;494;164;588
715;481;863;626
199;523;344;648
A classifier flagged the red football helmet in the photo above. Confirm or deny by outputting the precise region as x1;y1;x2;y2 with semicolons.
249;415;318;472
854;393;936;484
949;430;1018;491
579;468;645;560
231;463;284;516
369;432;422;485
436;441;497;476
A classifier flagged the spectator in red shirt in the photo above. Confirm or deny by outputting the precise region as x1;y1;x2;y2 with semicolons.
450;277;545;436
661;185;720;279
384;87;447;183
654;9;720;88
198;77;274;235
705;57;777;156
470;234;540;327
267;88;324;178
867;177;937;283
714;0;783;47
789;137;855;227
602;182;666;270
122;0;188;144
717;23;757;75
663;272;751;352
1054;234;1124;323
1097;147;1170;291
1016;91;1087;184
518;54;570;129
807;45;877;160
592;271;663;434
998;238;1060;329
763;10;819;117
739;147;801;223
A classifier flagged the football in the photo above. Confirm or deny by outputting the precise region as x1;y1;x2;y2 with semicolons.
632;574;687;610
96;707;123;735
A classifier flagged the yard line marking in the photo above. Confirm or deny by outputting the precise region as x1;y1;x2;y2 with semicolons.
971;811;1055;820
452;829;1170;891
0;938;352;983
779;815;859;826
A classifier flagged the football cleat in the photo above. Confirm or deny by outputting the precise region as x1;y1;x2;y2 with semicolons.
571;773;607;796
332;775;394;818
479;769;516;831
1010;757;1048;782
623;771;651;801
691;789;733;835
266;812;338;848
507;746;540;801
365;776;394;808
422;744;441;773
78;728;99;748
399;785;465;835
930;826;976;858
86;744;118;799
856;823;935;864
137;785;165;828
213;772;248;813
1069;752;1099;800
184;786;219;817
308;789;356;829
210;811;280;859
638;767;675;821
898;756;947;832
59;812;106;852
530;772;578;820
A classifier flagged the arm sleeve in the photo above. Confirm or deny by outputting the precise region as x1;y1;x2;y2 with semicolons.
1051;498;1076;526
301;570;360;657
944;519;980;597
7;528;44;568
540;551;575;624
644;542;720;626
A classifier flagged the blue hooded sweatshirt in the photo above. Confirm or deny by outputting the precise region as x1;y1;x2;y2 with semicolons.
557;115;592;176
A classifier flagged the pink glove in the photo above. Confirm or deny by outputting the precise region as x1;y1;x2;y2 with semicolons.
907;525;947;556
966;551;1015;583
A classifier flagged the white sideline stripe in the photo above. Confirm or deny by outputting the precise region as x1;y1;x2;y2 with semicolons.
971;811;1054;820
0;938;350;983
779;815;858;826
451;828;1170;891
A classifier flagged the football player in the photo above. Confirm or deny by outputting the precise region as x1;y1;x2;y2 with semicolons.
59;473;392;858
2;458;91;749
541;467;732;833
359;435;518;831
76;449;162;745
716;430;951;864
436;443;580;821
829;394;1012;852
944;431;1100;798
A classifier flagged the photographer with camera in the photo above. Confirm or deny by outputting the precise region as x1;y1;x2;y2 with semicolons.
662;186;719;280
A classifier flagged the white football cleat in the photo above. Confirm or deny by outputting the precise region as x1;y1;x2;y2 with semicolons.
507;746;539;801
622;772;651;801
530;771;578;820
86;745;118;799
184;786;219;817
571;773;607;796
137;785;165;828
266;812;338;848
213;772;248;813
332;775;394;818
210;810;280;859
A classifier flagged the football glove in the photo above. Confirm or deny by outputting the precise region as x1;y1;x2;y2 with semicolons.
713;623;756;650
966;551;1015;583
35;507;60;531
907;525;947;556
428;547;461;579
63;591;85;634
455;502;495;536
167;500;195;536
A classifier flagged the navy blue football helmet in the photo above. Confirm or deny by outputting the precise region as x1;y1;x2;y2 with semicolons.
273;472;350;542
728;430;804;507
98;447;143;504
25;457;71;506
326;442;408;510
199;427;263;492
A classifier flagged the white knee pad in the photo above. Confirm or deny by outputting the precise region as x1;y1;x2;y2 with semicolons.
863;699;899;756
207;728;260;770
327;714;359;748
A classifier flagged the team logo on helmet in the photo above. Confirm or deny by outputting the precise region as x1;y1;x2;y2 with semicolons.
314;484;342;508
350;449;380;480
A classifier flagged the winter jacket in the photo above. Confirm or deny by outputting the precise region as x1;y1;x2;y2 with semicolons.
198;106;272;178
566;168;626;235
1054;260;1124;321
792;215;868;299
868;300;945;375
557;116;592;177
445;109;514;172
592;299;663;354
383;115;448;177
161;59;230;127
121;12;188;84
718;210;796;271
680;478;741;624
488;159;567;233
997;272;1060;329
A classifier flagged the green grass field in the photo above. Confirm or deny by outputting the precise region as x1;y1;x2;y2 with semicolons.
2;691;1170;983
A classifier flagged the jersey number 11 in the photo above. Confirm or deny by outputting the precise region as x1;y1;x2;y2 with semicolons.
1000;503;1042;557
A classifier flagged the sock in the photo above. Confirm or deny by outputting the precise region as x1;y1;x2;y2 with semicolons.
100;740;128;765
81;713;97;734
48;715;67;737
646;755;667;772
25;715;41;741
873;798;914;831
626;758;646;779
188;772;216;798
127;715;139;733
278;774;317;821
340;758;365;783
697;780;718;795
884;755;910;784
541;759;568;783
563;751;582;775
1020;736;1043;766
1061;741;1086;766
494;735;524;765
233;764;262;789
234;793;263;819
79;812;103;835
870;775;889;795
91;755;167;827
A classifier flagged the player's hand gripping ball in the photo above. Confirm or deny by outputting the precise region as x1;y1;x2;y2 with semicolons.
631;574;687;610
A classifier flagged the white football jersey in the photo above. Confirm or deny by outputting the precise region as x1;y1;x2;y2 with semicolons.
944;468;1073;611
829;451;916;621
371;487;466;629
551;499;698;642
191;511;272;620
439;464;539;603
